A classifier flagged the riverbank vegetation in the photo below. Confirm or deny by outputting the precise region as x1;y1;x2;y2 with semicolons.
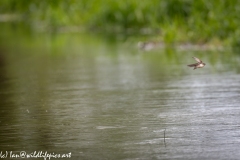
1;0;240;51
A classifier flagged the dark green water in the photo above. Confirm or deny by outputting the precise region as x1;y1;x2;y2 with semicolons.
1;24;240;160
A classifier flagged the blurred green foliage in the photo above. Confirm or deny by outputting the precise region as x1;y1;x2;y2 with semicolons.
1;0;240;49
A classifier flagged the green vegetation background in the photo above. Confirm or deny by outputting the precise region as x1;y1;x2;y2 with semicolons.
1;0;240;50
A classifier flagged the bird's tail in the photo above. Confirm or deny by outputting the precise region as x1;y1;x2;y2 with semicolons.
187;64;196;67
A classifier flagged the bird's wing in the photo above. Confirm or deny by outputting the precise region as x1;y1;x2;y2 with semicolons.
187;63;198;67
192;57;202;63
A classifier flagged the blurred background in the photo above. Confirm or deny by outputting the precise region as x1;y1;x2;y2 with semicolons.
1;0;240;160
1;0;240;47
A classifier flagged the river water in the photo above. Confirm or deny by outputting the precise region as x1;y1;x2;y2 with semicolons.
0;25;240;160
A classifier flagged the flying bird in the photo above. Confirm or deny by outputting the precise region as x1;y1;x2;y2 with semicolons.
187;57;206;70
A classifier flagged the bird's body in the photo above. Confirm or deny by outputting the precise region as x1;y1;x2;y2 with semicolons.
187;57;206;70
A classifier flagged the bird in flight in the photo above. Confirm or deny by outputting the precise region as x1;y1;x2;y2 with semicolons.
187;57;206;70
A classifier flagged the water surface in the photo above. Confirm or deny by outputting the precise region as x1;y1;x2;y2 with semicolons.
0;25;240;160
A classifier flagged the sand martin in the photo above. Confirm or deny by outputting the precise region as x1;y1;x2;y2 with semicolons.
187;57;206;70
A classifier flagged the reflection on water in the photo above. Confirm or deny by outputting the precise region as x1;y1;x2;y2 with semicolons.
1;27;240;159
